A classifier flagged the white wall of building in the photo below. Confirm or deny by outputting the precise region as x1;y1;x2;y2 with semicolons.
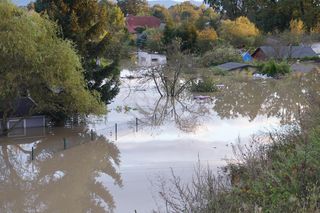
138;51;167;67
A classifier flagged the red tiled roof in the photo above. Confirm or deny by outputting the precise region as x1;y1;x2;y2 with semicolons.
126;15;161;33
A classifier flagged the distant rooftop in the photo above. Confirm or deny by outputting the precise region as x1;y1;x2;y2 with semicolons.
126;15;161;33
253;46;318;59
216;62;252;71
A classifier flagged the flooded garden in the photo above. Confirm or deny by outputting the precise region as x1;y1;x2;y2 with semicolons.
1;63;319;212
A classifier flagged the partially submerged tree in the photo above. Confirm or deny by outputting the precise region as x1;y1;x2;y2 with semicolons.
35;0;125;104
0;2;105;134
141;40;197;98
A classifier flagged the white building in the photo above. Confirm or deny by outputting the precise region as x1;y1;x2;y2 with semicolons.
138;51;167;67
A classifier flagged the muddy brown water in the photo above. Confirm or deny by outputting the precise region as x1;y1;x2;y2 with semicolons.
0;69;319;213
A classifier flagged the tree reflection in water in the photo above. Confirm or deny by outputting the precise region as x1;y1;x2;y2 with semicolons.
135;70;320;132
0;126;122;213
213;71;320;124
136;95;212;133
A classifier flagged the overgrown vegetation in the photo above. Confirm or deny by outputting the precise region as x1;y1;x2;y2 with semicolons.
156;86;320;213
201;46;242;67
190;78;218;93
257;60;291;77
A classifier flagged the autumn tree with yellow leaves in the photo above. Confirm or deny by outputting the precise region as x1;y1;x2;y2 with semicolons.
196;28;218;53
290;19;305;35
219;16;260;47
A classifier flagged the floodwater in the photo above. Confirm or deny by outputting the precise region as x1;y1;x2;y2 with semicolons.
0;68;319;213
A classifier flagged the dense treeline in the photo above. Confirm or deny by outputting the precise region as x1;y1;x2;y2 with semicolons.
204;0;320;32
128;1;261;55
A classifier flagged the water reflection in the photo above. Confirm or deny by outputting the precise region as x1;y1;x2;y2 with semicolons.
0;127;122;213
1;70;319;213
213;72;320;124
130;70;320;132
136;96;211;132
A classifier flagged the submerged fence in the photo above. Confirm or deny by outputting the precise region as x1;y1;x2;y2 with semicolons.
93;117;140;141
28;118;142;161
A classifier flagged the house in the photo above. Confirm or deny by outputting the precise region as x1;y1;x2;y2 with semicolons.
0;97;46;135
138;51;167;67
216;62;255;72
126;15;161;34
252;46;318;60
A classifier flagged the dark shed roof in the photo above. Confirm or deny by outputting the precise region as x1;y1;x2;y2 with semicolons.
216;62;252;71
0;97;37;118
252;46;318;59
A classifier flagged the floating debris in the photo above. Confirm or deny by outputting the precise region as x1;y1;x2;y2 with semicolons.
252;73;272;80
194;95;211;100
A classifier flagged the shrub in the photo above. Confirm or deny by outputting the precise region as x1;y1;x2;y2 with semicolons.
201;46;242;67
190;78;218;92
257;60;291;77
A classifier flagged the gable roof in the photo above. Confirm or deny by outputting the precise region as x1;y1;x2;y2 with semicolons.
0;97;37;118
253;46;318;59
126;15;161;33
216;62;252;71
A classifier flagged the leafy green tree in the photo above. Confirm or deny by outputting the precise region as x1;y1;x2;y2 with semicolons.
195;7;220;30
176;23;198;51
117;0;150;16
169;1;201;24
163;21;176;45
151;4;172;23
144;28;164;53
35;0;125;104
0;2;105;134
163;22;197;52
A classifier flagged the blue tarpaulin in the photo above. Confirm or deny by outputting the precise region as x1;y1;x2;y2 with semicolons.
242;52;253;62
